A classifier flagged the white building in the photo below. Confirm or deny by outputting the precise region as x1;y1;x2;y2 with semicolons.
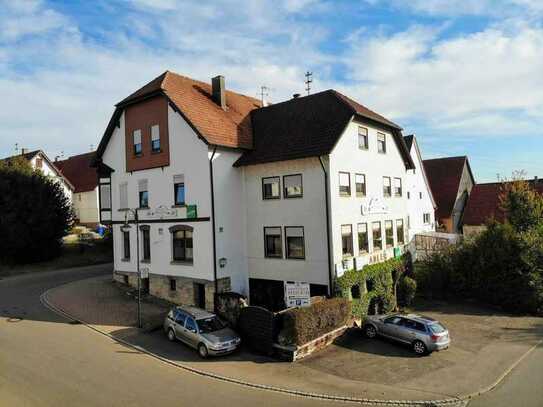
93;71;425;311
0;149;74;200
56;152;100;226
403;135;436;241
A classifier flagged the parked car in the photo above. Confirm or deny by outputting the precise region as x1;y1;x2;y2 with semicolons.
362;313;450;355
164;306;241;358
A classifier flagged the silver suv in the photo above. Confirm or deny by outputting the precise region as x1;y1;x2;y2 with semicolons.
363;314;450;355
164;306;241;358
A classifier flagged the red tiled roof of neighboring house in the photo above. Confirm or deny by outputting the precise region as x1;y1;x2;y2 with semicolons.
55;152;97;193
463;180;543;225
423;156;473;221
234;89;413;168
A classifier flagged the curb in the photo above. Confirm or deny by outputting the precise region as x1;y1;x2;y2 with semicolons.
40;283;540;407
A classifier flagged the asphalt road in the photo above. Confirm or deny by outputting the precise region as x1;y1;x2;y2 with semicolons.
1;265;541;407
0;265;334;407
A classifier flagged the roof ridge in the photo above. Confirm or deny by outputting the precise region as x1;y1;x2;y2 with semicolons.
424;155;467;162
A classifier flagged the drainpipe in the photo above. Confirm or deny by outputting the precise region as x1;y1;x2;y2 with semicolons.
319;156;334;296
209;146;218;310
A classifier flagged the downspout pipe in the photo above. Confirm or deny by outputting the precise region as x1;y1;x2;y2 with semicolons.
209;146;218;310
319;156;334;296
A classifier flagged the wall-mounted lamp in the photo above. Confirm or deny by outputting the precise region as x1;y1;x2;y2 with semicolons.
219;257;227;268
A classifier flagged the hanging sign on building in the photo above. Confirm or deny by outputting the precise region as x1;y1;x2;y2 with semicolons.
361;198;389;215
187;204;198;219
284;281;311;308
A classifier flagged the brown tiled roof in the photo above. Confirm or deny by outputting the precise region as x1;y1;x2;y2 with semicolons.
423;156;473;220
234;90;413;168
55;152;97;193
120;71;261;149
463;180;543;225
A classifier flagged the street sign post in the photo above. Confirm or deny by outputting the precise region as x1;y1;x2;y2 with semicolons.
284;281;311;308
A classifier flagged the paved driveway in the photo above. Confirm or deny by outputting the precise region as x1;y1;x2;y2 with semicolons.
44;275;543;404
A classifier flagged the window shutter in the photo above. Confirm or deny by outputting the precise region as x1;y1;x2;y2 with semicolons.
119;183;128;209
286;226;304;237
138;179;148;192
341;225;352;235
151;125;160;141
339;172;350;186
173;174;184;184
133;129;141;144
265;227;281;236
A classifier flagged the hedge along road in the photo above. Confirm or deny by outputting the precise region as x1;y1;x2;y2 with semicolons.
0;265;334;407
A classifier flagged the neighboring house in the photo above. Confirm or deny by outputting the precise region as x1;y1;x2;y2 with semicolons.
462;178;543;236
55;152;99;227
423;156;475;234
403;135;436;241
92;70;415;311
0;149;74;200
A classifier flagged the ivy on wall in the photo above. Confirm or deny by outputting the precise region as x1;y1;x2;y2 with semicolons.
336;256;407;317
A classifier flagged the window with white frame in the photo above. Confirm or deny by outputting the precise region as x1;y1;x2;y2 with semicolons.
355;174;366;197
133;129;142;155
396;219;405;245
151;124;160;152
339;172;351;196
358;126;368;149
341;224;353;257
385;220;394;248
394;177;402;197
358;223;369;254
138;179;149;208
383;176;392;197
372;221;382;251
423;213;431;224
264;227;282;258
262;177;280;200
285;226;305;259
377;132;386;153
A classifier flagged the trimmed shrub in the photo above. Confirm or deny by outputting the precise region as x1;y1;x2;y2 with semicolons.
397;276;417;307
279;298;351;346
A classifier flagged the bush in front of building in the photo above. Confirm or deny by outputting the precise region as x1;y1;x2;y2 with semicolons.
397;276;417;307
278;298;351;346
0;165;73;264
417;178;543;315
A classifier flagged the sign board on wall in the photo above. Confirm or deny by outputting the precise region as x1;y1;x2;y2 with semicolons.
284;281;311;308
361;198;389;215
187;205;198;219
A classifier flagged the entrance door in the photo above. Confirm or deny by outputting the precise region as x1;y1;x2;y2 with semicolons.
194;283;206;309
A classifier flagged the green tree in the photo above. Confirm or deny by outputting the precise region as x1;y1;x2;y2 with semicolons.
0;155;34;175
0;168;73;264
499;175;543;233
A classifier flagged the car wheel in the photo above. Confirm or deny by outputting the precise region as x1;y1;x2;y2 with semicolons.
167;328;176;342
198;343;209;359
364;324;377;338
412;340;427;355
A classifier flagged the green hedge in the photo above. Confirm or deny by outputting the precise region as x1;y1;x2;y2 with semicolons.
397;276;417;307
278;298;351;346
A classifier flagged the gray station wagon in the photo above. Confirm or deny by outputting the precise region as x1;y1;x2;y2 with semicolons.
164;306;241;358
363;314;450;355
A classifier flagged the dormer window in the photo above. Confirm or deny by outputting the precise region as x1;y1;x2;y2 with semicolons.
151;124;160;152
133;129;142;156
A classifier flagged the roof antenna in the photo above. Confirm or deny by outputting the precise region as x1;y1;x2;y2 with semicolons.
14;143;19;154
90;144;94;152
305;71;313;95
259;86;269;106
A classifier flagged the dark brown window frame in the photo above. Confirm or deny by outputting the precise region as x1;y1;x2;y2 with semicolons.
283;174;303;199
169;225;194;264
284;226;305;260
150;124;161;153
358;126;369;150
396;219;405;245
372;221;383;251
383;176;392;197
385;220;394;248
263;226;283;258
339;171;351;197
355;173;366;197
357;222;369;254
133;129;143;156
262;176;281;200
140;225;151;262
122;230;130;260
393;177;402;197
341;224;353;258
377;132;387;154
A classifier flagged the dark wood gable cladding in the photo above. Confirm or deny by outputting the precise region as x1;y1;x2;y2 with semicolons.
125;95;170;172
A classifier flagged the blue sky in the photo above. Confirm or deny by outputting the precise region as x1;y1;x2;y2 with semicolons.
1;0;542;182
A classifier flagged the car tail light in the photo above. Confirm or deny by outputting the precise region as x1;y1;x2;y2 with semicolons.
431;334;440;342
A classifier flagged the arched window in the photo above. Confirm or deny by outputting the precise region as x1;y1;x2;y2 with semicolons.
169;225;193;263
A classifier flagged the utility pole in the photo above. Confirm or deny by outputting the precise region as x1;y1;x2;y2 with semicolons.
259;86;269;105
305;71;313;95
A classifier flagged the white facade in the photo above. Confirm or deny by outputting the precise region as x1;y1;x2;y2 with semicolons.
404;137;436;241
102;105;249;297
29;153;73;201
72;188;99;225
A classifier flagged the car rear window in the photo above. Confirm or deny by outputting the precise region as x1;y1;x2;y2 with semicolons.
429;323;446;334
